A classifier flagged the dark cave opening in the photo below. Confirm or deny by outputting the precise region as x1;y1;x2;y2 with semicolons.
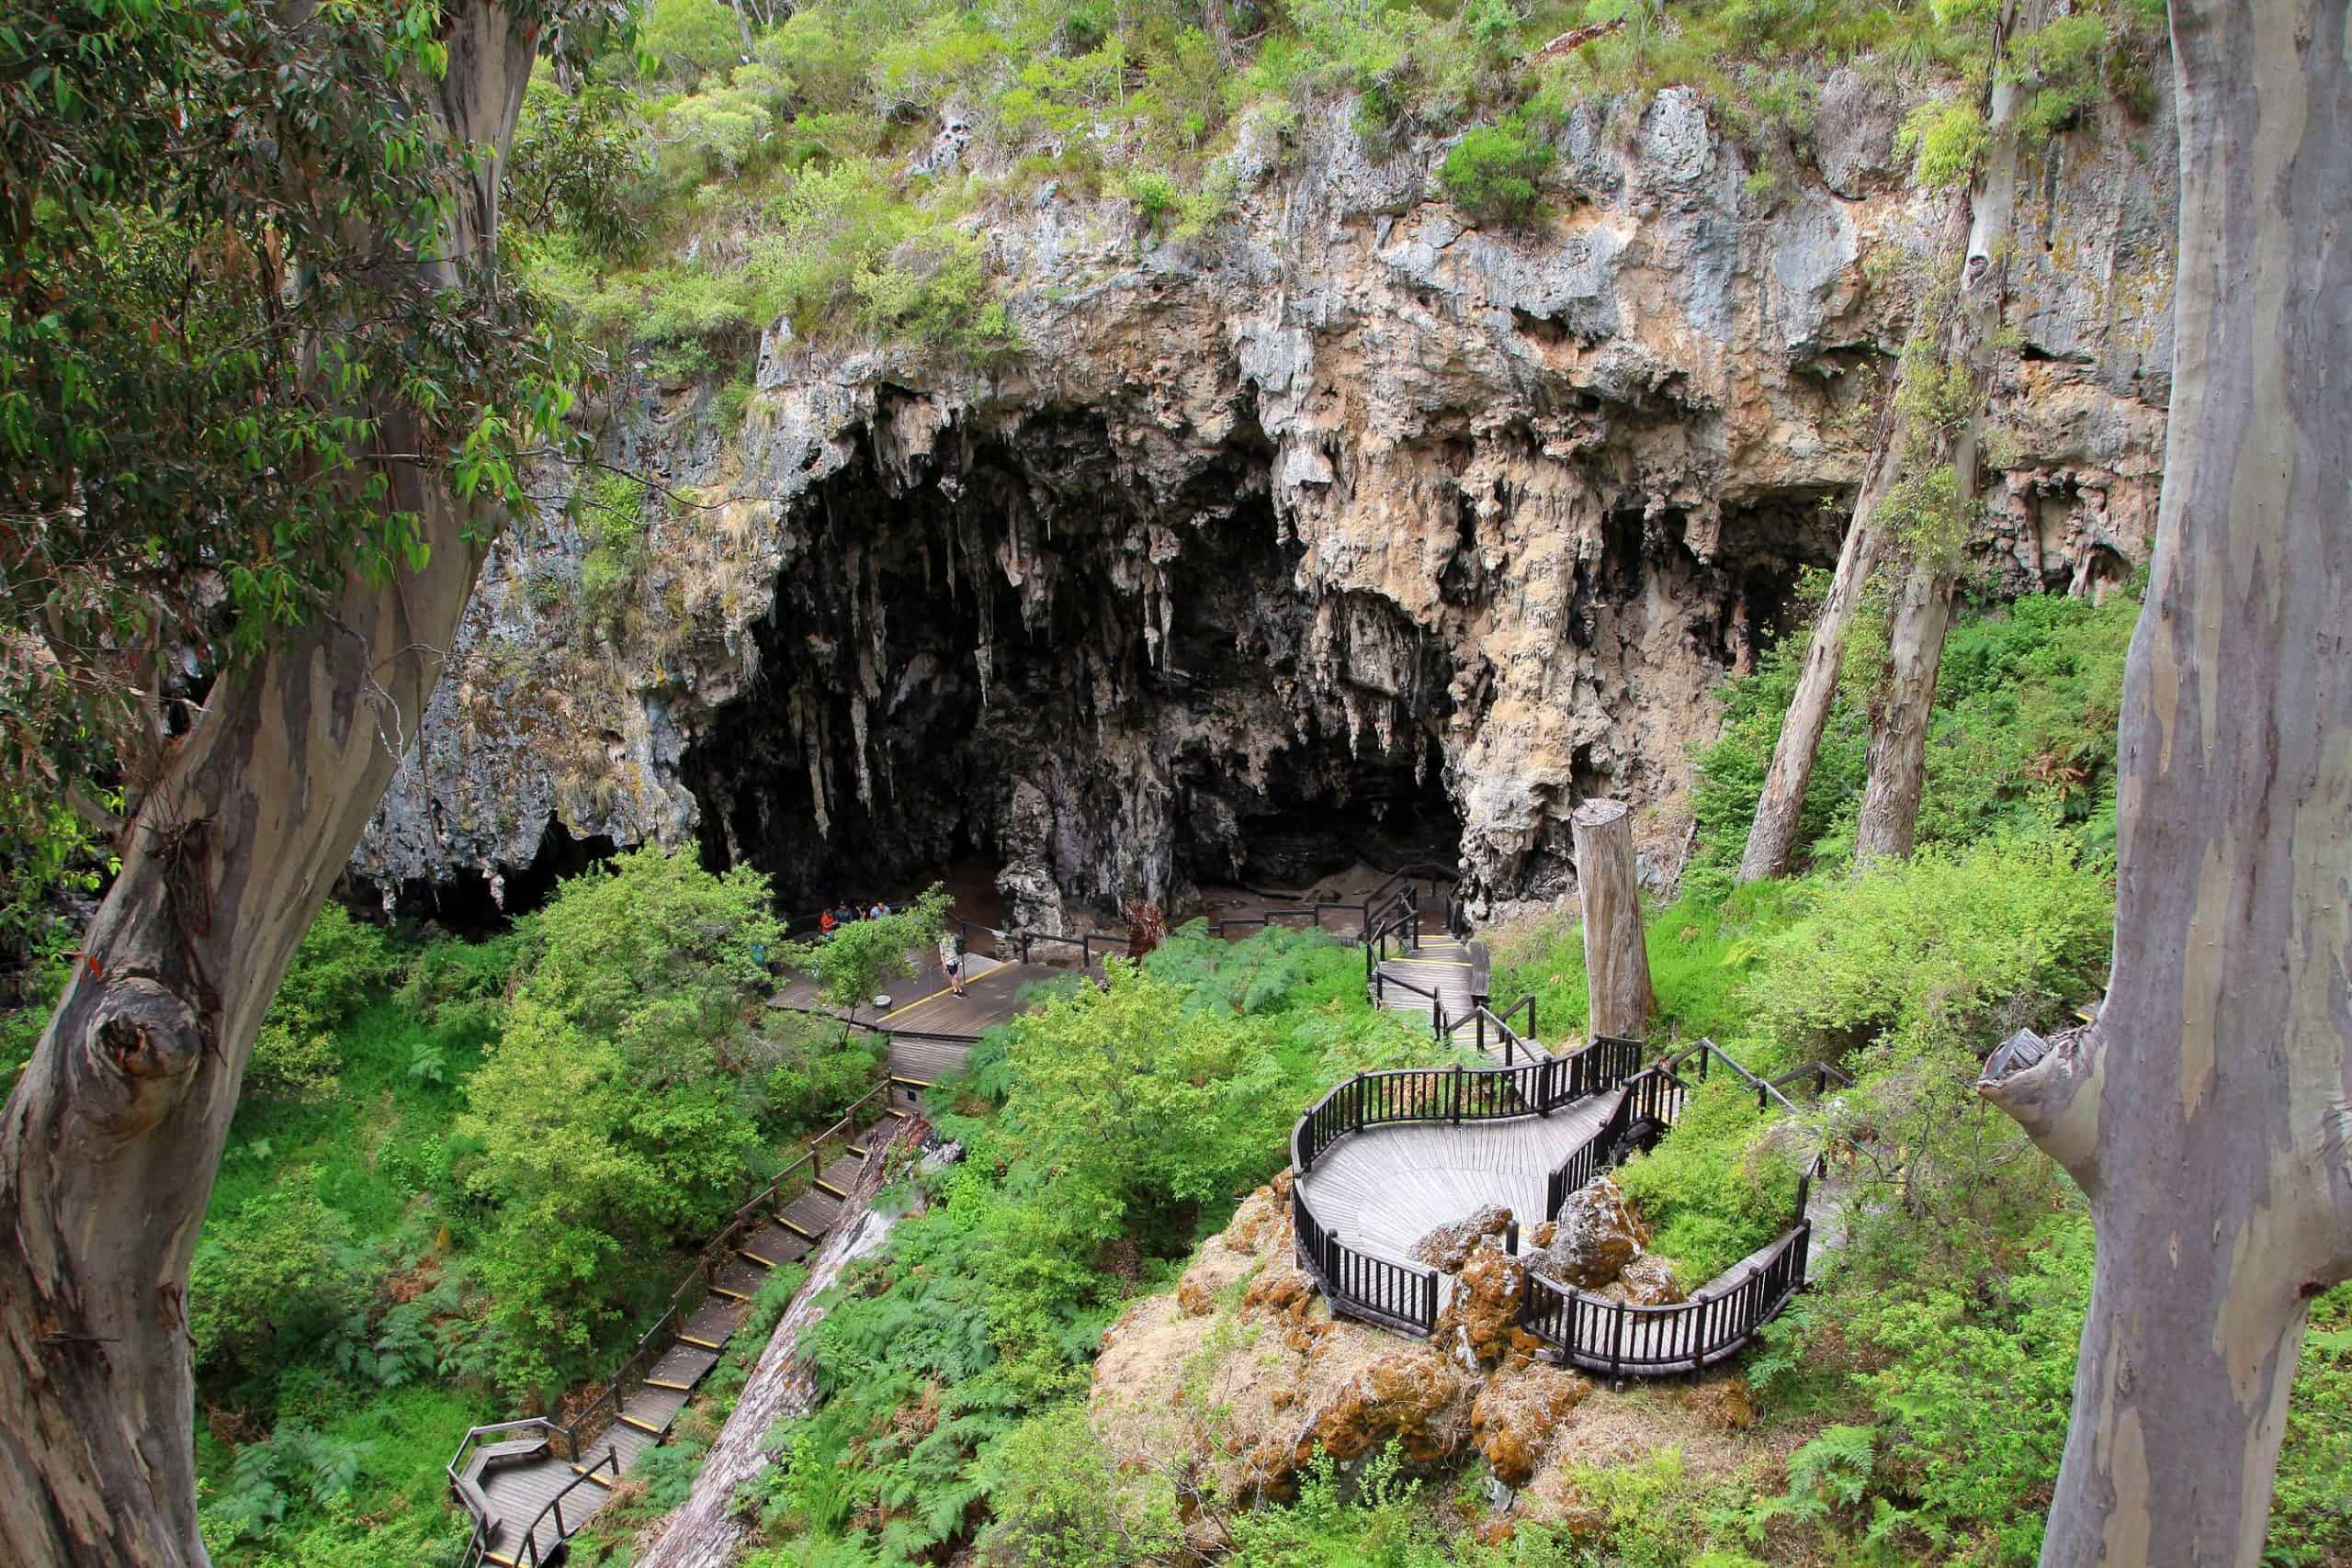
677;407;1460;925
381;817;618;935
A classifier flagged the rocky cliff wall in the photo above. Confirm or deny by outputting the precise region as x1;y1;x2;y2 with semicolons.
355;75;2174;924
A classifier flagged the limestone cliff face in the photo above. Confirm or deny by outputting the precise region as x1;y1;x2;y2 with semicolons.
355;80;2174;922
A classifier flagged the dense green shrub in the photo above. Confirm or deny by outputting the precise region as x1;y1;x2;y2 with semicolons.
190;1177;378;1380
754;1013;887;1131
457;847;784;1394
639;0;747;84
1440;121;1552;224
1738;836;2112;1071
246;907;399;1104
1612;1077;1803;1285
974;1402;1181;1567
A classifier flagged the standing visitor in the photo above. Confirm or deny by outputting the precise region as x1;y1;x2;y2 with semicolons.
940;931;966;998
819;907;837;940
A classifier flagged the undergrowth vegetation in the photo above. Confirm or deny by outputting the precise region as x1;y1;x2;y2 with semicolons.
190;850;882;1565
1469;582;2348;1564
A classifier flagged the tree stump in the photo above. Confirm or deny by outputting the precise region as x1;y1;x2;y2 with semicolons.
1571;799;1652;1041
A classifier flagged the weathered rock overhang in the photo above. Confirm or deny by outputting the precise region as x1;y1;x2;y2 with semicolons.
350;81;2176;922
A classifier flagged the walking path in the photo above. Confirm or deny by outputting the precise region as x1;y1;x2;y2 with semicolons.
449;1101;905;1567
1294;899;1835;1377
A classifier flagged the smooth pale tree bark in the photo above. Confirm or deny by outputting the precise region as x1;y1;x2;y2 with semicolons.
1736;389;1898;884
0;11;537;1564
1854;0;2041;865
1571;799;1652;1039
1981;1;2352;1561
637;1122;919;1568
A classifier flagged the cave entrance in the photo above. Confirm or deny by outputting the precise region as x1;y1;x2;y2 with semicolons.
679;405;1460;929
379;817;617;936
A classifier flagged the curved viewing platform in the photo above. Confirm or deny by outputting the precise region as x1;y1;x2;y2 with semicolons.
1293;1089;1627;1268
1291;902;1828;1375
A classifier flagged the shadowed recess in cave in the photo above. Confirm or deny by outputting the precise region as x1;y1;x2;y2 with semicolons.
679;404;1462;926
381;818;619;934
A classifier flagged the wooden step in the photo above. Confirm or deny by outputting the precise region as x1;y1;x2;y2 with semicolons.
644;1343;720;1391
709;1255;768;1303
814;1151;865;1198
679;1297;749;1350
740;1218;812;1268
618;1382;690;1438
778;1189;842;1239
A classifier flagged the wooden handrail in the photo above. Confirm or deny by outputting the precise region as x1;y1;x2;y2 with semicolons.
446;1077;899;1554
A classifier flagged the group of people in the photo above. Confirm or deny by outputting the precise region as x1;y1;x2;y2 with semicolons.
815;898;894;937
808;896;968;999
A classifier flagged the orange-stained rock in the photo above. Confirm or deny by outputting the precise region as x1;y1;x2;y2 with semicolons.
1530;1220;1556;1249
1434;1246;1529;1368
1614;1253;1685;1306
1470;1360;1593;1486
1295;1346;1470;1469
1695;1374;1758;1430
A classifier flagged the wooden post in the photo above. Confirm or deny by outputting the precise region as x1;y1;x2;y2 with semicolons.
1571;798;1654;1040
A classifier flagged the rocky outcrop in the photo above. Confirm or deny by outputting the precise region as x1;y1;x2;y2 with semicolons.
1090;1171;1801;1537
1410;1203;1516;1270
354;82;2177;919
1538;1176;1647;1288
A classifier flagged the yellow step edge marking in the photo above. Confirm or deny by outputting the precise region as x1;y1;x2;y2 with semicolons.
890;1075;934;1089
738;1249;775;1269
486;1551;521;1567
777;1216;820;1241
646;1377;694;1393
680;1334;724;1351
711;1283;752;1303
813;1179;849;1199
571;1465;616;1487
618;1415;664;1436
876;981;958;1022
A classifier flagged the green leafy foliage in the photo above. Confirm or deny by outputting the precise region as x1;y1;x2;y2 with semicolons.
247;908;399;1105
1440;121;1554;225
1612;1077;1802;1284
764;928;1411;1562
0;0;612;844
458;847;784;1395
1738;837;2113;1070
1689;581;2142;884
189;1178;379;1381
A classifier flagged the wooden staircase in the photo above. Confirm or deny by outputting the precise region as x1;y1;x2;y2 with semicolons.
454;1106;906;1566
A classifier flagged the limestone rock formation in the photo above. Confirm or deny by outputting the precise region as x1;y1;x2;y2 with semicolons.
1409;1203;1516;1270
1538;1177;1647;1288
1471;1361;1595;1488
1090;1171;1805;1539
352;86;2178;921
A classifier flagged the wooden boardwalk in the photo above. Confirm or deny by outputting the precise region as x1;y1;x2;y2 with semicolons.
458;1111;905;1566
1294;1093;1623;1268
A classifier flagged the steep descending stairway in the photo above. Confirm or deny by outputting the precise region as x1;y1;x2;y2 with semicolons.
454;1107;906;1567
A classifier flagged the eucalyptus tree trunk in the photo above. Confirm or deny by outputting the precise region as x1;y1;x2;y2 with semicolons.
1736;388;1897;885
1981;1;2352;1561
1570;799;1651;1039
1853;0;2038;865
0;12;536;1563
